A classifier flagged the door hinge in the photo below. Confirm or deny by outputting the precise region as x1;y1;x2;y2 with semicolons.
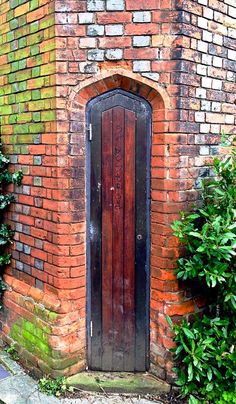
88;123;92;141
90;320;93;337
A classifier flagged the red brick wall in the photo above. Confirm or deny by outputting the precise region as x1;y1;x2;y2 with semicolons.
0;0;235;380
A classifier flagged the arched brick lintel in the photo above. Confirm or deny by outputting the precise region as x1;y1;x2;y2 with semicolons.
67;69;170;113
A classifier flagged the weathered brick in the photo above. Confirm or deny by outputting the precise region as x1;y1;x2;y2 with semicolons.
133;11;151;22
78;13;95;24
133;35;151;47
88;49;105;61
106;0;125;11
105;48;123;60
87;24;105;36
133;60;151;72
105;24;123;36
87;0;105;11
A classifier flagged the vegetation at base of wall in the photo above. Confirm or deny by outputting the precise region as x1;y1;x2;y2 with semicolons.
169;139;236;403
38;376;73;397
0;144;22;306
5;343;19;361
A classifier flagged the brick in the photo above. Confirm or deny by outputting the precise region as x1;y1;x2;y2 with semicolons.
80;37;97;48
87;0;105;11
202;30;213;42
78;13;95;24
105;24;124;36
142;72;160;82
106;0;125;11
133;35;151;47
133;11;151;22
87;24;105;36
87;49;105;61
105;48;123;60
198;16;208;29
133;60;151;72
127;0;159;10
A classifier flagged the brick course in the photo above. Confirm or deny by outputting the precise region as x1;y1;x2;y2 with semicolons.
0;0;235;380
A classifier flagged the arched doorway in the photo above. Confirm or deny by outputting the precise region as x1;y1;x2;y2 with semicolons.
87;89;151;371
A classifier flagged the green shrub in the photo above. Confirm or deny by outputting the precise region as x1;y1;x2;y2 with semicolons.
0;144;22;306
170;143;236;403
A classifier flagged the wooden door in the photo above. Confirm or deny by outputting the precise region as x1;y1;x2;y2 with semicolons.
87;89;151;372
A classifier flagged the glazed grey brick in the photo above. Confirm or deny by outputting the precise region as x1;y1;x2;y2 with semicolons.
201;100;211;111
203;30;213;42
212;79;222;90
202;54;212;65
16;242;23;252
196;88;206;98
23;265;31;275
35;239;43;249
87;0;105;11
201;76;212;88
197;64;207;75
23;245;31;255
34;177;42;186
16;261;24;271
105;48;123;60
35;259;44;271
133;60;151;72
133;36;151;47
22;225;30;235
88;49;105;61
33;156;42;165
36;279;44;290
141;72;160;82
22;206;30;215
79;62;99;74
106;0;125;10
212;102;221;112
22;185;30;195
200;123;210;133
87;24;105;36
78;13;95;24
133;11;151;23
105;24;123;36
200;146;210;155
10;155;18;163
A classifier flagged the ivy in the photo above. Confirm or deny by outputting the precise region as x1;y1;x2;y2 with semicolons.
170;140;236;403
0;144;22;307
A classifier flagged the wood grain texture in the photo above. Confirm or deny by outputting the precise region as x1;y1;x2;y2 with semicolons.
88;90;151;372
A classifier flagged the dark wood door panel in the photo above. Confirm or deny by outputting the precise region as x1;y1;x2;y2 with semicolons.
87;89;151;372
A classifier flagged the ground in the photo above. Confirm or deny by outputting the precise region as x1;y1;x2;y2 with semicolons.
0;348;184;404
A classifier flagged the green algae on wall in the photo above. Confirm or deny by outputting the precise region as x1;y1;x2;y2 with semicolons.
0;0;56;154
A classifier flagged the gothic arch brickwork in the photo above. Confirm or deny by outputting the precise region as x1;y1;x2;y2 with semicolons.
0;0;235;380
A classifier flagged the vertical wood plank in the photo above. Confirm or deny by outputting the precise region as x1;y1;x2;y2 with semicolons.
101;109;113;370
112;106;125;370
90;107;102;370
123;109;136;371
135;107;149;371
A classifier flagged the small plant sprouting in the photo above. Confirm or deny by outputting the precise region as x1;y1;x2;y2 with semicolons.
5;344;19;361
38;376;74;397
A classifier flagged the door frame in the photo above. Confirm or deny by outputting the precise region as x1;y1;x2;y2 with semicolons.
86;89;152;371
